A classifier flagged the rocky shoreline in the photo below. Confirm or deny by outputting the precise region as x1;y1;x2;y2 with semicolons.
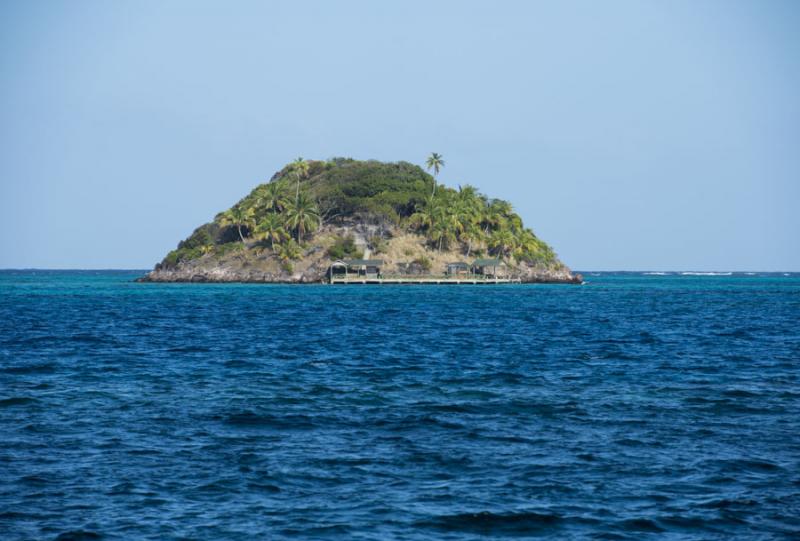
136;263;582;285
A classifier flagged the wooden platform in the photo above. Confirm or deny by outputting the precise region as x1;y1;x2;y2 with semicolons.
329;277;520;285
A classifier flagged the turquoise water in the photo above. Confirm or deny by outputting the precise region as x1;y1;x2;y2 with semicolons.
1;270;799;540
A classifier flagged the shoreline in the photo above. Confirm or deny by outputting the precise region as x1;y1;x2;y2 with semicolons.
135;270;584;285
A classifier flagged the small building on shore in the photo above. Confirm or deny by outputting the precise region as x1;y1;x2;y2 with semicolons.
329;259;384;279
471;258;507;278
446;262;470;276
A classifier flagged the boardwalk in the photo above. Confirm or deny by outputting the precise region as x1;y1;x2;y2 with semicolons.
329;276;521;285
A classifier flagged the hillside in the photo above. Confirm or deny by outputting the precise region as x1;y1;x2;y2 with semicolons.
139;158;581;284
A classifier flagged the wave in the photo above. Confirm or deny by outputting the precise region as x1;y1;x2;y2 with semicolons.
681;272;733;276
642;272;670;275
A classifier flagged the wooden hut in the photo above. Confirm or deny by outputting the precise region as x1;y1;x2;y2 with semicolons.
446;262;470;276
471;258;507;278
344;259;384;278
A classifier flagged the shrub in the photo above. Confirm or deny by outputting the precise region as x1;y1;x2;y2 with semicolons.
177;224;217;250
327;235;362;260
368;235;388;255
412;256;432;271
161;246;205;268
278;239;302;261
214;242;243;257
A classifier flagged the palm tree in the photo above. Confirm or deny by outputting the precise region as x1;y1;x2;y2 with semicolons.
256;213;288;251
458;185;481;218
291;157;310;205
430;205;454;252
257;182;289;214
454;186;480;242
514;229;554;265
461;223;484;258
488;230;515;259
425;152;445;197
430;221;450;252
284;193;320;242
218;206;254;243
482;199;511;234
444;206;464;242
409;197;437;232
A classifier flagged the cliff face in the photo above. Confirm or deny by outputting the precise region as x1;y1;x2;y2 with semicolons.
139;159;582;284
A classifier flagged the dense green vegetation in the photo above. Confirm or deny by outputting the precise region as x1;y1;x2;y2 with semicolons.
326;235;363;260
408;184;556;265
160;157;558;269
309;159;431;221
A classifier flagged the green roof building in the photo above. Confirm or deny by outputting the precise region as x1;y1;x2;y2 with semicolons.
471;258;507;277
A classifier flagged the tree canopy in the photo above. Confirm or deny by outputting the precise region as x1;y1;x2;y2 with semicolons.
160;157;558;269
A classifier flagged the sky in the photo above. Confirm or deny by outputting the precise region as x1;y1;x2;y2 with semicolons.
1;0;798;271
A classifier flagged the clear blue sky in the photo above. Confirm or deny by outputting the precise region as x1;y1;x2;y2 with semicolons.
1;0;798;270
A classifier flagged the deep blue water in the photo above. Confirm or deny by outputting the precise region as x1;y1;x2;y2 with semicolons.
1;270;799;540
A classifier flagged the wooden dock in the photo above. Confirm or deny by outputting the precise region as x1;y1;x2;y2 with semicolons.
329;277;521;285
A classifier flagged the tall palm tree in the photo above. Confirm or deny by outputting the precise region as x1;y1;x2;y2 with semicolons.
430;221;449;252
284;193;320;242
291;157;310;205
425;152;445;197
256;213;288;251
430;205;452;251
219;206;254;243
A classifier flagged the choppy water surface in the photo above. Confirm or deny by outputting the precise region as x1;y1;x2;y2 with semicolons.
1;271;799;540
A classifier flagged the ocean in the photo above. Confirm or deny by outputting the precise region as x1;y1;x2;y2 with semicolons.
1;270;798;540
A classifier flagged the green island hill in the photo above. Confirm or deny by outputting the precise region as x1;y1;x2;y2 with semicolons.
138;157;582;284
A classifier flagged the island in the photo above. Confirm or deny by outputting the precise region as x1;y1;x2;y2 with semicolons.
138;157;582;284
